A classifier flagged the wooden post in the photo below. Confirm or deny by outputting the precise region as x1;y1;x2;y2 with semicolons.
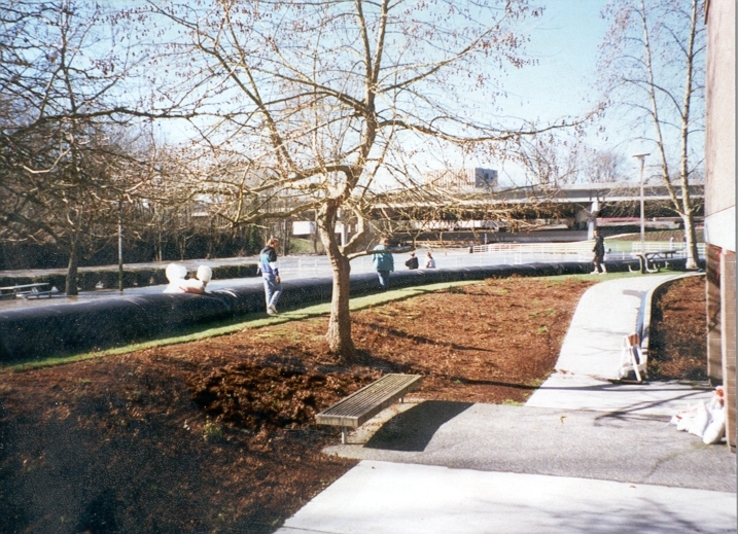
720;251;736;450
706;245;723;382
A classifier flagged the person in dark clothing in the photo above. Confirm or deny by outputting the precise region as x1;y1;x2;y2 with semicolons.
592;228;607;274
405;252;419;270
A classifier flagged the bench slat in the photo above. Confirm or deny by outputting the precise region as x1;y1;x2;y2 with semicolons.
318;375;419;420
316;373;422;428
331;376;411;415
330;375;419;413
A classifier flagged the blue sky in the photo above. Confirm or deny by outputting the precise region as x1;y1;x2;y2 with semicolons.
484;1;642;184
146;1;649;185
398;1;623;187
480;0;682;187
510;1;608;123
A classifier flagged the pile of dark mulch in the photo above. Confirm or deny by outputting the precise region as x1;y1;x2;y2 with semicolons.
648;275;707;380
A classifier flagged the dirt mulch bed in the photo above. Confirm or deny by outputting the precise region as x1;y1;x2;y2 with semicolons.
648;274;707;380
0;275;703;533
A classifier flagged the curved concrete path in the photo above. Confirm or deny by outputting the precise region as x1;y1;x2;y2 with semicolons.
525;274;713;416
275;275;736;534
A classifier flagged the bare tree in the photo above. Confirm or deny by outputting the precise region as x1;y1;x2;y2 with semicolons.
0;0;154;292
140;0;580;358
599;0;704;268
585;149;627;183
516;134;585;186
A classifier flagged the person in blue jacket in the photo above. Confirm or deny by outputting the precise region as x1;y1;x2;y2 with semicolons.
259;237;282;315
372;237;394;290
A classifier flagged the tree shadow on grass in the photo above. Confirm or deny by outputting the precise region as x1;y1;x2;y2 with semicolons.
364;400;473;452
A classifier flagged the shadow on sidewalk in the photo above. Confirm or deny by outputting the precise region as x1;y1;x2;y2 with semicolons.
364;400;472;452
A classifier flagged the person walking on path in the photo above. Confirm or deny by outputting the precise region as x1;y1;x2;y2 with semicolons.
592;228;607;274
405;252;419;270
372;237;394;290
259;237;282;315
424;251;436;269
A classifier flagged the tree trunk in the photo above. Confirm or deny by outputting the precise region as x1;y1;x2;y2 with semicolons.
678;0;700;271
317;200;356;359
313;211;320;254
65;236;80;296
681;211;700;270
325;252;356;359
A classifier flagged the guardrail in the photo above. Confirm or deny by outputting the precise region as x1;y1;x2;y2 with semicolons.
470;242;593;255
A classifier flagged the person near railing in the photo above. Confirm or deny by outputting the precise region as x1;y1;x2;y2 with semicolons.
591;229;607;274
372;237;394;290
424;251;436;269
259;237;283;315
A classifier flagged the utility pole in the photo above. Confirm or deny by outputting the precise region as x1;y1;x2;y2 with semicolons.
632;153;650;253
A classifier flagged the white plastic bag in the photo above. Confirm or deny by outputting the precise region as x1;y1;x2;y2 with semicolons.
669;386;726;445
702;406;726;445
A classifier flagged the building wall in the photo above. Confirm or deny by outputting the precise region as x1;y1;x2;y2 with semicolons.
424;167;498;192
721;251;736;449
704;0;736;253
704;0;736;450
473;168;498;189
706;245;722;381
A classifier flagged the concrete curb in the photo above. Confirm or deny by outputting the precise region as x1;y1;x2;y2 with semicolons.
637;271;706;361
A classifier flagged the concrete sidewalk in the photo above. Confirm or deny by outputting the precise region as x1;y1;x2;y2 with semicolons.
275;275;737;534
526;274;713;416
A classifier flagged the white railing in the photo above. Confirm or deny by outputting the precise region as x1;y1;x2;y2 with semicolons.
276;241;705;278
471;242;593;255
470;240;705;257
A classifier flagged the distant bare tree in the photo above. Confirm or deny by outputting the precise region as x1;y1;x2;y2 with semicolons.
0;0;150;292
517;134;584;186
585;149;627;183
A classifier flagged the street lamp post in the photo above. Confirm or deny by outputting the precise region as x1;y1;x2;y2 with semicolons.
632;153;650;254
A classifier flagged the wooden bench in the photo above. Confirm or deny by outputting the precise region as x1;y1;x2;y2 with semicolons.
23;285;61;299
0;283;51;300
316;373;423;443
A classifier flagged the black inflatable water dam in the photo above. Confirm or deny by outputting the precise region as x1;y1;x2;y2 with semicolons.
0;259;685;363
